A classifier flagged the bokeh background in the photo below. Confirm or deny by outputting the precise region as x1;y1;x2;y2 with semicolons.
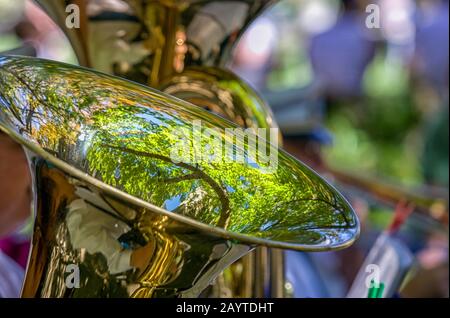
0;0;448;297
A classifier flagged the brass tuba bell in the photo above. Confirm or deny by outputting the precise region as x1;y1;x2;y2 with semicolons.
35;0;285;297
0;56;358;297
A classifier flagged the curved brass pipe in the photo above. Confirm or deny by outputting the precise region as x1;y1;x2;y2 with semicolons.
0;56;358;297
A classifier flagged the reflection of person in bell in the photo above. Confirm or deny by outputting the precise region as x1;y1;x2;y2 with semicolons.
37;162;154;277
37;165;153;297
67;187;134;274
7;162;157;298
62;185;152;296
63;183;154;276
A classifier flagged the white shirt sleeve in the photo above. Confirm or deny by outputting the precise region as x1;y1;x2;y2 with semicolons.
66;198;133;274
0;250;24;298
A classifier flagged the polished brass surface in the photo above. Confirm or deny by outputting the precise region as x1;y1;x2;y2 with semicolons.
0;56;358;297
269;249;285;297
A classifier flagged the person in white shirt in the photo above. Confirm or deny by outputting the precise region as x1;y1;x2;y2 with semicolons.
65;186;136;274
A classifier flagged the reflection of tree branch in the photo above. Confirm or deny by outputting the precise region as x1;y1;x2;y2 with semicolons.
0;88;25;126
103;144;232;229
293;225;351;230
0;65;85;130
15;106;46;122
0;66;48;130
160;173;198;184
273;197;350;228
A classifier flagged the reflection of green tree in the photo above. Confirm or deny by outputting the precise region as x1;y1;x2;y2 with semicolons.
85;105;352;236
0;57;355;244
0;60;109;152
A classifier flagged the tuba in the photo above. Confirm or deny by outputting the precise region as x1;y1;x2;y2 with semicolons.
0;55;359;298
35;0;287;297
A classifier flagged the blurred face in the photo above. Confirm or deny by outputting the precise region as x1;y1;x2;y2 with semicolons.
0;132;31;237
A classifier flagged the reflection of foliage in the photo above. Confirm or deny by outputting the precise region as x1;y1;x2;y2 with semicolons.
0;57;356;245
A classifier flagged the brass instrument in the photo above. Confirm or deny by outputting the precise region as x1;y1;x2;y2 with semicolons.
35;0;287;297
0;56;358;297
